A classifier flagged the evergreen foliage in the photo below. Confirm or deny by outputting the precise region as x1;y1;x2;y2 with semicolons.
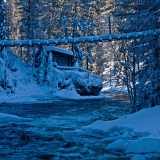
111;0;160;112
46;51;53;85
38;47;48;84
0;1;8;90
0;4;7;40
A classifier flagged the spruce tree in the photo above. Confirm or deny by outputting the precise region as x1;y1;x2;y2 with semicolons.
0;1;8;90
46;51;53;85
38;47;48;84
112;0;160;112
0;1;7;41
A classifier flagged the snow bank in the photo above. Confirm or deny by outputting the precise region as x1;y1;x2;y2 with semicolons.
81;106;160;154
106;138;160;153
0;50;106;103
0;112;33;123
56;89;108;100
82;105;160;137
0;53;104;104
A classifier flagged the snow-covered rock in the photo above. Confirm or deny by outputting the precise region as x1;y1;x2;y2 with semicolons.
71;72;103;96
57;70;103;96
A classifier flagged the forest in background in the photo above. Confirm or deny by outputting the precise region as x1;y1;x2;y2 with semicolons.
0;0;160;112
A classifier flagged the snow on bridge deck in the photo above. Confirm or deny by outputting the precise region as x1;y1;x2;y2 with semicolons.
0;29;159;46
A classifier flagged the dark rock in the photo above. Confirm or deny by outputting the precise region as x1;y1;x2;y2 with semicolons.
36;154;55;160
10;68;17;72
62;141;76;148
20;134;30;141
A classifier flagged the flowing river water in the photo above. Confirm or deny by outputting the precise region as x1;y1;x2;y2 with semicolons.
0;93;135;160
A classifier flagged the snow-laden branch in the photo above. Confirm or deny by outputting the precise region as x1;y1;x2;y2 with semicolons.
0;29;160;46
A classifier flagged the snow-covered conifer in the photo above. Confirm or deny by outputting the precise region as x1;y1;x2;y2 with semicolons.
0;57;5;81
1;47;8;66
0;3;7;40
111;0;160;112
46;51;53;85
73;44;84;68
38;62;45;85
38;47;48;84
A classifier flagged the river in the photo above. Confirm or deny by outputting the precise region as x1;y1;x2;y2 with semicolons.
0;93;131;160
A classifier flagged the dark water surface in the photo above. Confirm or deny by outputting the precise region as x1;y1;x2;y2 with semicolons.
0;94;144;159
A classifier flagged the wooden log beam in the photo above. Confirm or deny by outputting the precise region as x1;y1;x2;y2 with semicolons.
0;29;160;46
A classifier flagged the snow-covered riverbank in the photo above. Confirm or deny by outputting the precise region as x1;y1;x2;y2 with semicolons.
80;105;160;158
0;89;111;104
0;51;107;103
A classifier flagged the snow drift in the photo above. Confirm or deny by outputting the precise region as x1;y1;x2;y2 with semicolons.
0;112;33;123
81;105;160;154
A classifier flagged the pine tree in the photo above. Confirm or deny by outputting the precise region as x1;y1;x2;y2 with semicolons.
38;47;48;84
46;51;53;85
112;0;160;112
0;1;7;41
0;1;8;90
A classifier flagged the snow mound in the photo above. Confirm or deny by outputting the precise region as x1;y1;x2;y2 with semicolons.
81;106;160;154
0;112;33;123
82;105;160;138
127;138;160;153
107;138;160;153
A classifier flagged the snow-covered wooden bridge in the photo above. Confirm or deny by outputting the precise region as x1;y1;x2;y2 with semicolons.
0;29;160;46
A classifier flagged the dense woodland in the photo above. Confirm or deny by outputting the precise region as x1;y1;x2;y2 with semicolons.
0;0;160;112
